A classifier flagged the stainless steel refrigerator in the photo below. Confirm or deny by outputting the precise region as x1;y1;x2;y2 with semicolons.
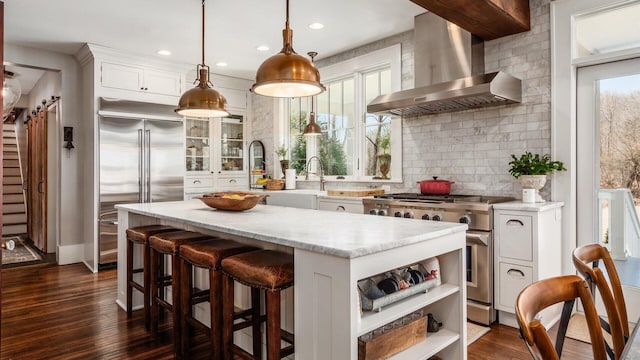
98;115;184;266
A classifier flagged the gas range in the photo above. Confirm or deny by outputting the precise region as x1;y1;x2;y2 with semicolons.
362;193;514;231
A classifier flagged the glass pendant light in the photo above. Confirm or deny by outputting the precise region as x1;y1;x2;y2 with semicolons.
251;0;326;98
176;0;229;118
303;52;322;136
3;71;22;120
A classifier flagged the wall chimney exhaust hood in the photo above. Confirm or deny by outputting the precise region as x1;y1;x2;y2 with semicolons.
367;12;521;117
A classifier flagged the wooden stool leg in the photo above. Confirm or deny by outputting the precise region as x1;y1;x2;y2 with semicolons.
210;270;223;360
126;239;134;318
180;257;192;358
142;243;151;330
251;287;262;359
265;290;282;360
171;254;182;356
150;248;160;336
222;275;235;360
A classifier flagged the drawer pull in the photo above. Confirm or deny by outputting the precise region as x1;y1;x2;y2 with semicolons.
336;205;346;211
193;180;201;184
506;219;524;226
229;179;237;183
507;269;525;278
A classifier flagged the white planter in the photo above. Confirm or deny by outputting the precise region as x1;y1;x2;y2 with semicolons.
519;175;547;203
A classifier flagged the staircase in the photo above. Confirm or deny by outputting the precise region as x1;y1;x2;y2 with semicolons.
3;123;27;235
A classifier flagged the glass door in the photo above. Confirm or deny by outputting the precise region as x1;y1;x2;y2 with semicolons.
185;117;211;172
577;57;640;320
219;114;244;172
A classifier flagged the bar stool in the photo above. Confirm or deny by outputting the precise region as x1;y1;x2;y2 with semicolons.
149;230;212;356
179;239;258;359
125;224;178;330
221;250;295;360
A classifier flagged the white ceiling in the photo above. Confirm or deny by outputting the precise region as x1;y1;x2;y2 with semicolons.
5;0;425;82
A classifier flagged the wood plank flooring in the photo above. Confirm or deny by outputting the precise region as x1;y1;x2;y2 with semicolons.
0;263;593;359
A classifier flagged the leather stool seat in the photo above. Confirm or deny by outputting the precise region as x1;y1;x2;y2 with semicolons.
149;230;213;357
221;250;294;360
179;240;257;359
221;250;294;290
125;225;178;330
126;224;175;244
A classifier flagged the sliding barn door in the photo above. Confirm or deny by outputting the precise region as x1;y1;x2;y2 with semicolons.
26;106;47;252
1;0;5;346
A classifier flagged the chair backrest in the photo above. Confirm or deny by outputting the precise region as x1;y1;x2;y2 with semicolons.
516;275;607;360
573;243;628;358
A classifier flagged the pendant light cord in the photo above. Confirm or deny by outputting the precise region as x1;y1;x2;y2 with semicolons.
201;0;206;66
285;0;290;30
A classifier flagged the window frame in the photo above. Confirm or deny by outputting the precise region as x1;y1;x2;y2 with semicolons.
280;44;403;183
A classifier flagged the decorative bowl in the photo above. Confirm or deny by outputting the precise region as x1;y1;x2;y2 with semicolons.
197;192;268;211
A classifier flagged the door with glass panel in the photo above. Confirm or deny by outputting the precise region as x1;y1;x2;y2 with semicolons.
577;57;640;320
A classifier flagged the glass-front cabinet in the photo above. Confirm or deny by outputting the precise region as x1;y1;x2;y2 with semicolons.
184;111;248;197
219;114;244;173
185;117;211;173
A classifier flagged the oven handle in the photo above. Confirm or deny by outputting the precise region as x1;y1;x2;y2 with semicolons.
466;232;489;246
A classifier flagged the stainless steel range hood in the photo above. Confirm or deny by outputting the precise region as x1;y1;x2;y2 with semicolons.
367;13;521;117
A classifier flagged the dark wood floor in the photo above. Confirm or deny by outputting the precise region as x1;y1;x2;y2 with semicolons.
0;263;592;359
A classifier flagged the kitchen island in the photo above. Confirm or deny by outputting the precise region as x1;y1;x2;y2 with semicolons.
116;200;468;359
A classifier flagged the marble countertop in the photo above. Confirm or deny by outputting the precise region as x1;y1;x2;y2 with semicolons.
492;201;564;212
116;200;467;258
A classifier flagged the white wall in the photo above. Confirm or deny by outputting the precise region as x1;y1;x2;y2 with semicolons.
5;44;85;264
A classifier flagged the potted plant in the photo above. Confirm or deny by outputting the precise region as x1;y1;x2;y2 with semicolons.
275;144;289;178
509;152;566;202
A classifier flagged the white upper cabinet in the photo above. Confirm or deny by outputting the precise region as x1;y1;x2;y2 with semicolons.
101;62;182;97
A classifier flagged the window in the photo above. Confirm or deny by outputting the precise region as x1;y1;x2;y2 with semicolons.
284;45;402;182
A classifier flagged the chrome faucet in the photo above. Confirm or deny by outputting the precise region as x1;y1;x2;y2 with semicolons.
305;156;326;191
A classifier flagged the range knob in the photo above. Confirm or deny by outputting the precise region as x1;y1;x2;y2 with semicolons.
432;214;441;221
459;214;471;225
421;214;430;220
369;209;378;215
394;211;403;218
403;212;414;219
378;209;387;216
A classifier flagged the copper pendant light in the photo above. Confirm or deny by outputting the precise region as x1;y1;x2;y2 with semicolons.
251;0;326;98
303;52;322;136
176;0;229;118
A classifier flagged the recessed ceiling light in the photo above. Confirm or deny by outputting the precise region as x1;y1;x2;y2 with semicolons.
157;49;171;56
308;23;324;30
256;45;270;51
215;62;228;67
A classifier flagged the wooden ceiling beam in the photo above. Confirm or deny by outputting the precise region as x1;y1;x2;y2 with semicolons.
410;0;530;40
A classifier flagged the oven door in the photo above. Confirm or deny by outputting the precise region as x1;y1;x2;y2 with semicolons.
466;230;491;304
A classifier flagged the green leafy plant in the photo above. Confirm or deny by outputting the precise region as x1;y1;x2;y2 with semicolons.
508;152;566;178
275;144;288;160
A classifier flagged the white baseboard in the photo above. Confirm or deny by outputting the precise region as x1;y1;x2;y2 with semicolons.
57;243;84;265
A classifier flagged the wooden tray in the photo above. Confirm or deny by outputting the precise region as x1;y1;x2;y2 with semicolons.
327;188;385;197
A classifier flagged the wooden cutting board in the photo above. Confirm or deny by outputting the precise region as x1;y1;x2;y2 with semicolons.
326;188;385;197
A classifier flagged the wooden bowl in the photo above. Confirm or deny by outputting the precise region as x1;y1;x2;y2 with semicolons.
197;192;268;211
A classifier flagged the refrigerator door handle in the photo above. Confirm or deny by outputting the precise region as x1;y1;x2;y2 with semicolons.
145;129;151;203
138;129;144;203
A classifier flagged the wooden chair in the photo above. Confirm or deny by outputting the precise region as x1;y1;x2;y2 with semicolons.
573;243;628;359
516;275;607;360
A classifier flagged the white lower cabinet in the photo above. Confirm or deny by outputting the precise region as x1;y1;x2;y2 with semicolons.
493;201;564;329
317;197;364;213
